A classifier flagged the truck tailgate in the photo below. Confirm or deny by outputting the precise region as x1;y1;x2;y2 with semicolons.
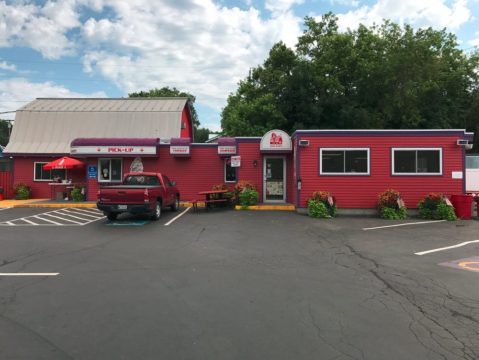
99;186;160;204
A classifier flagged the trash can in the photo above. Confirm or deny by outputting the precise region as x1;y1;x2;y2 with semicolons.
450;194;473;220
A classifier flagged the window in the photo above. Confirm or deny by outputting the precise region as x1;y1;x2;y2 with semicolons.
34;162;66;181
124;175;160;186
466;156;479;169
225;158;237;182
162;175;172;187
98;159;122;182
320;148;370;175
392;148;442;175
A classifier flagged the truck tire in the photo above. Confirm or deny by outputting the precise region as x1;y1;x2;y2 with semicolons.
106;212;117;221
171;195;180;211
151;201;161;221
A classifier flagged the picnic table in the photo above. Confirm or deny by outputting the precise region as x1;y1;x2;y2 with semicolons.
194;189;230;211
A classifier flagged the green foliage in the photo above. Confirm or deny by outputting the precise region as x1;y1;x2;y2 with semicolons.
0;120;11;146
128;87;200;128
71;187;84;202
307;200;331;218
380;206;407;220
308;191;337;217
377;189;407;219
418;194;457;221
239;188;259;208
221;13;479;138
14;183;30;200
195;128;211;143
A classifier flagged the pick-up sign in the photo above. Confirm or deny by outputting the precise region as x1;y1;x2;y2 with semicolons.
71;146;157;155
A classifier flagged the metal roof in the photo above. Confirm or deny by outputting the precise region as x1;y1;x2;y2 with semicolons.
5;98;189;154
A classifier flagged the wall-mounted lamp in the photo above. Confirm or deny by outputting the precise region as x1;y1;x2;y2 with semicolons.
253;160;258;167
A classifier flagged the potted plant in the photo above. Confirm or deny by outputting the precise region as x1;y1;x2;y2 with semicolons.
71;187;85;202
307;191;337;218
234;181;258;208
418;193;456;221
14;183;30;200
377;189;407;220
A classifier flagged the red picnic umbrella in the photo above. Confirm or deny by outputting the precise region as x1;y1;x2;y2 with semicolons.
43;156;85;170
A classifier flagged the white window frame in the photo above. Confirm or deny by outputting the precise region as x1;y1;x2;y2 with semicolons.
224;158;237;183
391;148;442;176
33;162;67;182
98;158;123;183
320;148;370;175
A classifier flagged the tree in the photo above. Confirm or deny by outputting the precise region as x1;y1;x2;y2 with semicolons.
221;13;479;139
128;87;208;141
194;127;211;143
0;120;11;146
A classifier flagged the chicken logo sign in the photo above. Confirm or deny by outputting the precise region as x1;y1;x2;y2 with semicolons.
269;132;283;147
260;129;292;152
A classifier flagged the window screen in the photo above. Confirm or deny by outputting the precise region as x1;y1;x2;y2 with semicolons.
393;149;441;174
321;149;369;174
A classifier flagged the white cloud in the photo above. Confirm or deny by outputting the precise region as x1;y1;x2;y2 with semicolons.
80;0;303;112
0;61;16;72
201;122;223;132
337;0;472;31
0;78;106;120
0;0;79;59
265;0;304;15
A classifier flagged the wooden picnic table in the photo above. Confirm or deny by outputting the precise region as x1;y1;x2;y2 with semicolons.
196;189;229;210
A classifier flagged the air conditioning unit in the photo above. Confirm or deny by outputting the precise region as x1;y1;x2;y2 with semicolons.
299;139;310;147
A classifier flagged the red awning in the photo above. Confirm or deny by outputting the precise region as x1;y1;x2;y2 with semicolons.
43;156;85;170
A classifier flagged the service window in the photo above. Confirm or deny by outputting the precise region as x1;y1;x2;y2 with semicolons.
320;149;370;175
225;158;237;183
392;148;442;175
98;159;122;182
34;162;66;181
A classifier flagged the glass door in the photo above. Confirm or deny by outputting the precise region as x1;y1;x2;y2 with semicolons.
264;157;286;202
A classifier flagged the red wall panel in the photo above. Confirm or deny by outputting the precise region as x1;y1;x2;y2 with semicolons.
0;172;13;199
297;135;465;208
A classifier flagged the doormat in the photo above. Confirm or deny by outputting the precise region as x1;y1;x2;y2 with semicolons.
104;220;149;226
439;256;479;273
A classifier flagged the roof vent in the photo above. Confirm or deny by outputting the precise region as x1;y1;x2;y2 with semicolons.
299;139;310;147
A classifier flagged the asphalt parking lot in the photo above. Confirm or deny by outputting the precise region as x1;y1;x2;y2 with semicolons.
0;208;478;360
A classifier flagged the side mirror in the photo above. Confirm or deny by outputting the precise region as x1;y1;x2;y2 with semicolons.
171;181;176;186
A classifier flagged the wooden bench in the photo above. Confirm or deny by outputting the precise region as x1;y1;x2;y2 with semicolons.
204;198;228;210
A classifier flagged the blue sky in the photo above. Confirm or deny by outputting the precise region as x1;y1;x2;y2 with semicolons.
0;0;478;131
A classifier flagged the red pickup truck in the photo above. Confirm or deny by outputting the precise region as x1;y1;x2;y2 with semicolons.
97;172;180;221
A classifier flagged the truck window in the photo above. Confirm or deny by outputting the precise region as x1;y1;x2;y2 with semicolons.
124;175;161;186
163;176;172;187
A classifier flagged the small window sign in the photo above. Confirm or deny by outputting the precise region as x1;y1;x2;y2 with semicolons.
231;156;241;167
452;171;463;179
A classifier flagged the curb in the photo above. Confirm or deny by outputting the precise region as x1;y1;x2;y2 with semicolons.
234;205;296;211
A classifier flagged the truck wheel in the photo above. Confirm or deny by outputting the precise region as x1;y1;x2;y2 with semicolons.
106;213;117;221
171;195;180;211
151;201;161;221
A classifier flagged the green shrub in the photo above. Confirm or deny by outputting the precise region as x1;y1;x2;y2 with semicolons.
418;193;456;221
14;183;30;200
308;200;332;218
377;189;407;220
239;188;258;207
71;187;84;202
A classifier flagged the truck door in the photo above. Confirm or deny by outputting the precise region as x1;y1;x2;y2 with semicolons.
162;175;175;205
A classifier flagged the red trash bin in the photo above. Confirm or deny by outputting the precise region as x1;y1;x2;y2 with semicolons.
450;194;473;220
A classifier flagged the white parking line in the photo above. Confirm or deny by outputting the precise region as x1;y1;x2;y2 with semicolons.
0;207;12;211
33;215;64;225
54;210;92;221
164;207;191;226
363;220;446;231
42;213;84;224
73;208;103;216
415;240;479;256
0;273;59;276
21;218;39;225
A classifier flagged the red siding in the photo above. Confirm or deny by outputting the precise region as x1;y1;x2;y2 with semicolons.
14;157;87;199
180;106;193;140
237;142;263;199
0;171;13;199
298;135;464;209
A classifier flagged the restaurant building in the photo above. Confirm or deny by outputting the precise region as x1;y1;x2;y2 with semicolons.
3;98;474;209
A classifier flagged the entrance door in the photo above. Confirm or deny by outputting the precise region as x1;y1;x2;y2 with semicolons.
263;157;286;203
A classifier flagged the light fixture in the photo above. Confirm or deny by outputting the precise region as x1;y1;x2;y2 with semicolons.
253;160;257;167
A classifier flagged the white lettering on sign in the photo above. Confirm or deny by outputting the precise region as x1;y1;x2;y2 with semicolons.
218;146;237;155
71;146;157;155
170;146;190;155
260;130;292;152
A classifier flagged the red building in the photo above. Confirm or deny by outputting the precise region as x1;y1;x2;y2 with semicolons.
3;98;474;210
